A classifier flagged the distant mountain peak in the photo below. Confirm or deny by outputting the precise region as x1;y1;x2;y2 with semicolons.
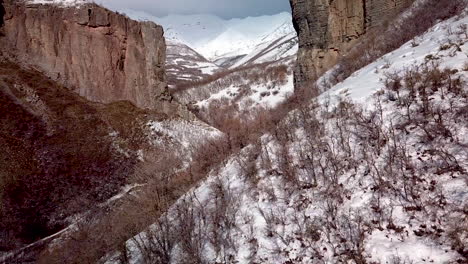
120;10;295;61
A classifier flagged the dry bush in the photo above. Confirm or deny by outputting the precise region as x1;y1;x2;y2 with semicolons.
131;175;242;264
36;125;238;263
446;215;468;260
99;62;467;264
386;63;466;144
173;59;291;108
130;214;176;264
205;178;241;261
258;60;467;263
172;61;276;93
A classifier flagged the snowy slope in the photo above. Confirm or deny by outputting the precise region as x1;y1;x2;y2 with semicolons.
106;10;468;264
195;13;295;61
166;41;221;84
318;14;468;105
173;58;296;115
195;62;295;110
232;34;297;68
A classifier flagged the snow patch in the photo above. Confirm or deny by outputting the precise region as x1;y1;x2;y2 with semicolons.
28;0;88;6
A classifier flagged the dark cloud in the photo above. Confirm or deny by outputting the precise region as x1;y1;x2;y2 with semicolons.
99;0;291;19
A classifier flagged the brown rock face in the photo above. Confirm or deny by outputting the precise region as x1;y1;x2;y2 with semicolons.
0;0;167;109
290;0;414;88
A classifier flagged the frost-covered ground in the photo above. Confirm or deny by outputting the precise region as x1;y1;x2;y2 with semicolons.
106;10;468;264
318;14;468;106
196;70;294;110
173;58;296;116
146;118;221;156
166;41;222;83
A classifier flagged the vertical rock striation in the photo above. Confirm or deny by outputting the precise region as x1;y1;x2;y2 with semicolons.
0;0;167;109
290;0;414;88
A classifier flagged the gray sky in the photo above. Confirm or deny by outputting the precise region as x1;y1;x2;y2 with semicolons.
100;0;291;19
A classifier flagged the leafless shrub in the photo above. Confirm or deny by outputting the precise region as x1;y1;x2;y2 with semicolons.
463;61;468;71
389;255;415;264
205;177;240;262
172;196;208;264
446;215;468;260
130;211;177;264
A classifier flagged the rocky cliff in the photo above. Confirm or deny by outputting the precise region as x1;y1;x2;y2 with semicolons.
0;0;167;109
290;0;414;87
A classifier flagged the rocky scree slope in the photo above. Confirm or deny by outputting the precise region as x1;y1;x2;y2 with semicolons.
0;0;167;110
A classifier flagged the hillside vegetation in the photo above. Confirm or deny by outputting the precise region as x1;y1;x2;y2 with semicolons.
102;3;468;264
0;59;156;251
1;1;467;263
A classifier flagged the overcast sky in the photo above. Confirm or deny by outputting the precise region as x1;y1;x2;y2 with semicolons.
100;0;291;19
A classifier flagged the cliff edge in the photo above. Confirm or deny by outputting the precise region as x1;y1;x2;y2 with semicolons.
290;0;414;88
0;0;167;109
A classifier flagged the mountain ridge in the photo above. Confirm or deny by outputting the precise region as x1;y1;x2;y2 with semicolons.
119;10;296;63
119;10;298;84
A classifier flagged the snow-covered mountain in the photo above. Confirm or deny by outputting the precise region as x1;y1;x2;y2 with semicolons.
119;9;298;84
121;10;295;61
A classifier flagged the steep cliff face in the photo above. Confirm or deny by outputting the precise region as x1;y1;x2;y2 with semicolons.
290;0;414;87
0;0;167;109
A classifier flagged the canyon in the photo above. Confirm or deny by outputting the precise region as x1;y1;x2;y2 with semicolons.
0;0;467;263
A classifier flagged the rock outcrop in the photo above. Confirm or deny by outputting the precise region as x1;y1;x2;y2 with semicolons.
0;0;167;109
290;0;414;87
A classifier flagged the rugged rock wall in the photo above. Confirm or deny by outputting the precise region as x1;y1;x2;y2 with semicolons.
0;0;167;109
290;0;414;87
